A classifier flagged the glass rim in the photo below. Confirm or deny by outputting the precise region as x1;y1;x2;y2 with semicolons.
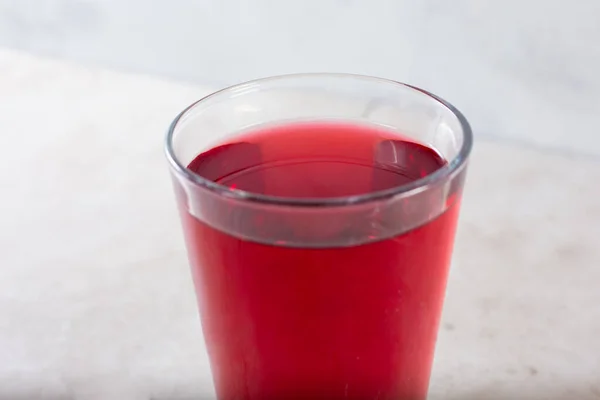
165;73;473;208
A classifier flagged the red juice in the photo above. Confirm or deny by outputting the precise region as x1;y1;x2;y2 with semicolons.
179;122;461;400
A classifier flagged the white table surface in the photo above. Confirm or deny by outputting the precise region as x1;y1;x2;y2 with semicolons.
1;49;599;400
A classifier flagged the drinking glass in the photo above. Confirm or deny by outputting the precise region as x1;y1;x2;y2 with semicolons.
165;74;472;400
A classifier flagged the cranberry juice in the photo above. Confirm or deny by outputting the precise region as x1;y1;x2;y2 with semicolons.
179;122;461;400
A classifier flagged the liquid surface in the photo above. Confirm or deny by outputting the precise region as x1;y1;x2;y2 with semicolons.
180;122;460;400
188;122;445;198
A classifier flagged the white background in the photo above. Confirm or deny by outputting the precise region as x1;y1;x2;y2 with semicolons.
1;0;599;155
1;2;600;399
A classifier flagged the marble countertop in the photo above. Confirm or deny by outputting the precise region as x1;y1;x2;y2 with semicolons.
1;49;599;400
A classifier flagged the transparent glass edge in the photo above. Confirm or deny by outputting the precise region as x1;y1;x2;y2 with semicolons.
164;73;473;209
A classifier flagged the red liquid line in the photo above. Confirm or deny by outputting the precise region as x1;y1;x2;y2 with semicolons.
181;122;459;400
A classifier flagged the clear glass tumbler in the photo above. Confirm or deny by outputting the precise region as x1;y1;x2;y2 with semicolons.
165;74;472;400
